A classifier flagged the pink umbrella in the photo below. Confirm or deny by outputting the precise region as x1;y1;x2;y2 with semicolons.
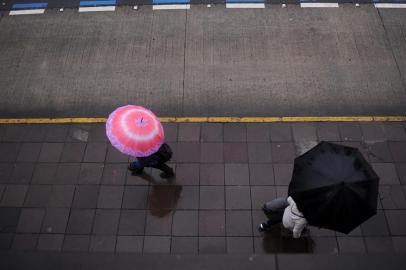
106;105;164;157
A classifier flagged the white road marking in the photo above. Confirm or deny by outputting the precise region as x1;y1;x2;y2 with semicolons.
374;3;406;8
78;6;116;12
226;3;265;9
9;9;45;15
300;3;339;8
152;4;190;10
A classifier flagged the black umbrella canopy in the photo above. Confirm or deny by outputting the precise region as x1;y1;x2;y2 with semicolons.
288;141;379;234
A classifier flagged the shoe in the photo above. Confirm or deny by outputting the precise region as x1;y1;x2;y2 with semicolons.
160;171;175;179
262;204;272;214
258;222;272;232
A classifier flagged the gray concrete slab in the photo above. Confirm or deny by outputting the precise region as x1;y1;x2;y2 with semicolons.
0;6;406;117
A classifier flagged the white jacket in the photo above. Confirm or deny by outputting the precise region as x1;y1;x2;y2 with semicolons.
282;196;308;238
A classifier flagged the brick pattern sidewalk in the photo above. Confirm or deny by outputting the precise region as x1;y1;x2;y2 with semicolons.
1;122;406;254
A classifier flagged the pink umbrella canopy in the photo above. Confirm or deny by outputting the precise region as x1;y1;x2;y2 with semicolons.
106;105;164;157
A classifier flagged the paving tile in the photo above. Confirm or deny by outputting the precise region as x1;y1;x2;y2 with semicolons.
395;163;406;184
145;211;173;236
172;211;198;236
45;125;69;142
247;123;270;142
360;123;387;142
16;143;41;162
17;208;45;233
365;237;394;253
307;226;336;237
389;142;406;162
199;186;225;210
38;143;64;162
273;164;293;185
83;142;107;162
9;163;35;184
176;186;199;210
294;141;318;156
226;186;251;210
271;142;296;163
11;234;38;251
252;210;267;237
78;163;104;184
41;208;70;234
66;209;95;234
162;123;178;142
37;234;64;251
311;237;339;254
371;163;400;185
118;210;146;235
361;210;389;236
292;123;317;142
199;210;225;236
0;185;28;207
148;185;182;212
200;164;224;185
223;142;248;163
92;209;120;235
0;233;14;250
226;210;253;236
200;142;224;163
251;186;277;209
385;210;406;235
336;226;363;237
31;163;58;184
55;163;81;184
224;123;246;142
225;164;249;185
337;237;366;253
97;186;124;209
0;184;4;199
3;126;26;142
122;186;149;209
116;236;143;253
249;164;274;185
199;237;226;254
0;163;13;183
383;123;406;141
379;185;406;209
339;123;362;141
392;236;406;252
62;235;90;252
66;125;90;142
0;208;21;233
367;142;393;163
171;237;198;254
90;235;116;252
316;122;340;141
101;163;127;185
201;123;223;142
226;237;254;253
24;185;52;207
88;124;107;142
105;145;128;163
22;125;48;142
248;143;272;163
270;123;292;142
175;163;199;185
143;236;171;253
178;123;200;142
60;143;86;162
48;185;75;208
176;142;201;163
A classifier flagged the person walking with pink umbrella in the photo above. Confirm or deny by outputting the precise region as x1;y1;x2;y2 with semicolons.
106;105;174;178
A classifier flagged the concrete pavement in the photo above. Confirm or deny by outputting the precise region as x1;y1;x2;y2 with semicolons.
0;5;406;118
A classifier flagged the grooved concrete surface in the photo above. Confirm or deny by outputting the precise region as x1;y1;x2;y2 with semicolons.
0;5;405;118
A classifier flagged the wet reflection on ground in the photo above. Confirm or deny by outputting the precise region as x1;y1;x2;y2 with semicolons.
261;226;314;253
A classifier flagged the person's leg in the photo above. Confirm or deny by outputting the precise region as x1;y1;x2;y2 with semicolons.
152;163;174;178
263;197;288;212
128;159;144;174
259;211;284;232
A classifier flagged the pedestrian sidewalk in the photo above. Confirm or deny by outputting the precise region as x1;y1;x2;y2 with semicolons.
0;121;406;254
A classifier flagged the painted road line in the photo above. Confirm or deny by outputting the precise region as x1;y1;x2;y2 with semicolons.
79;0;116;6
152;4;190;10
300;3;339;8
374;3;406;8
226;3;265;8
12;3;48;9
10;9;46;15
78;6;116;12
1;116;406;124
153;0;190;3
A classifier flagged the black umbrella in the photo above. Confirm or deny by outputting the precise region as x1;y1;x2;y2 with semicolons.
288;141;379;234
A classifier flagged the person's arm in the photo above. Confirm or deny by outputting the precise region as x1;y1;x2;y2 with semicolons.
292;221;306;238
